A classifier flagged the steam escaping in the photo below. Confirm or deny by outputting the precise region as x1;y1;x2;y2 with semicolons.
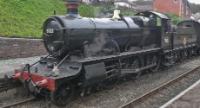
84;31;119;57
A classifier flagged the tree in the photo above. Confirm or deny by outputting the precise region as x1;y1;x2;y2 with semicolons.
190;3;200;13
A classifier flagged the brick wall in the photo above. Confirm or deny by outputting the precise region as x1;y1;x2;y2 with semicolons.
153;0;191;18
0;37;47;59
153;0;181;16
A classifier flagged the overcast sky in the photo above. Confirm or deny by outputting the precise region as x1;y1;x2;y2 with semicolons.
188;0;200;4
128;0;200;4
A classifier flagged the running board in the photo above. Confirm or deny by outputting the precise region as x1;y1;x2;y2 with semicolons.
121;64;157;74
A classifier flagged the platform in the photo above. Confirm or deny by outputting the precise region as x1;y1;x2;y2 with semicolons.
161;79;200;108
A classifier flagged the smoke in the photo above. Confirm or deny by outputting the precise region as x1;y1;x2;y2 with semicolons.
84;31;110;57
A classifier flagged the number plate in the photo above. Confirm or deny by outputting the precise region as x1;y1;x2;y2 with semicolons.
46;28;54;34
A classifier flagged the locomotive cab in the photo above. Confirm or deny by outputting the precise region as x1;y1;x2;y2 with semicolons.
135;11;172;50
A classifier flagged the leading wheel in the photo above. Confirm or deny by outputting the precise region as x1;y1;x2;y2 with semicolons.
51;83;74;106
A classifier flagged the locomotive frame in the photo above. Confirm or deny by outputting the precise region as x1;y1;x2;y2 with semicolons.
6;8;200;106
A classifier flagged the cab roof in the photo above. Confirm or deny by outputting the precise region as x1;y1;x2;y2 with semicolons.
136;11;170;20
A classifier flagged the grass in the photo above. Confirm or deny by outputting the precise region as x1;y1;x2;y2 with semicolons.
0;0;104;38
0;0;67;38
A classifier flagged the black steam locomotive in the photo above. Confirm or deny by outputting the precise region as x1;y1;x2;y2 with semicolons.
6;0;200;106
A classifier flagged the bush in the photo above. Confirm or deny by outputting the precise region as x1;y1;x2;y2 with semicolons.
167;14;183;25
79;4;97;17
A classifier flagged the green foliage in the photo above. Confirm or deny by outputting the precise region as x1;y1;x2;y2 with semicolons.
190;3;200;13
0;0;66;38
167;14;183;25
96;4;135;17
119;7;135;16
79;4;97;17
0;0;101;38
98;4;115;14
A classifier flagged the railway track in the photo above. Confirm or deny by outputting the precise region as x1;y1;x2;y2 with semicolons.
120;65;200;108
0;79;10;93
0;78;36;108
0;79;19;93
0;97;36;108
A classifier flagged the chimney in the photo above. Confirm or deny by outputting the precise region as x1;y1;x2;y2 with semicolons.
65;0;80;17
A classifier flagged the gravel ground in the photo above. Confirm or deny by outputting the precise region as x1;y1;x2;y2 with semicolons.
64;57;200;108
1;57;200;108
167;80;200;108
0;56;40;77
0;89;32;107
126;64;200;108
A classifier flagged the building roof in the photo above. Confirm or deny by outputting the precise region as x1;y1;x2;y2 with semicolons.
136;11;170;19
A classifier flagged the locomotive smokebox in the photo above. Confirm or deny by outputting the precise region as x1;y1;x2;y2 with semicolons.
65;0;80;17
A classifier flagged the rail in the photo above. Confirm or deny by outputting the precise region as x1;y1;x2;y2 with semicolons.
1;97;36;108
120;65;200;108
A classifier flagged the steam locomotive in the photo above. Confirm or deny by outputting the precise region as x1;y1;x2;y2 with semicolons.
5;0;200;106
